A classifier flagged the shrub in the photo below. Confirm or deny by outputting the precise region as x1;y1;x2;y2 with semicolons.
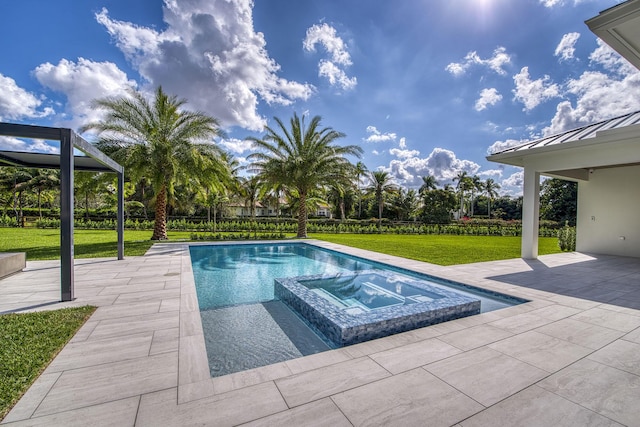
557;222;576;251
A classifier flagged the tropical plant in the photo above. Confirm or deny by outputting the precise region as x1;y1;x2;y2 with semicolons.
81;86;228;240
419;175;438;195
367;170;397;230
484;178;501;218
16;169;59;218
247;113;362;238
453;171;470;218
354;161;368;219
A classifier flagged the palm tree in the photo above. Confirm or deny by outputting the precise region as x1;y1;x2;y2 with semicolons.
81;86;227;240
240;176;262;218
419;175;438;195
367;170;397;230
247;113;362;238
354;161;368;219
484;178;501;219
17;169;59;218
469;175;482;217
453;171;470;219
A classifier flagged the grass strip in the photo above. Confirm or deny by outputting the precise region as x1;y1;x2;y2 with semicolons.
310;233;562;265
0;306;96;420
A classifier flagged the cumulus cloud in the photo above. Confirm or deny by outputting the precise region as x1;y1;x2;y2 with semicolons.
475;88;502;111
500;170;524;196
303;23;357;90
512;67;561;111
389;148;420;159
33;58;137;129
479;169;503;179
398;137;407;149
0;73;53;121
364;126;396;143
96;3;314;131
383;147;481;188
0;136;59;153
543;40;640;135
554;32;580;61
487;139;526;154
539;0;589;7
218;138;254;154
446;46;511;76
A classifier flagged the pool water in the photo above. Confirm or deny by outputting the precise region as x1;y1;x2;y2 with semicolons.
189;243;523;377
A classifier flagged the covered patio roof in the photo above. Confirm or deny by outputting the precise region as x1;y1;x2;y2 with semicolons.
0;122;124;301
586;0;640;70
488;110;640;181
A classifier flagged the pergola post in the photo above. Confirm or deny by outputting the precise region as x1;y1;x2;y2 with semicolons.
117;171;124;260
521;166;540;259
60;129;75;301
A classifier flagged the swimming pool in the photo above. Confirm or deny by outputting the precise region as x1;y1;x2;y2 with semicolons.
189;242;526;377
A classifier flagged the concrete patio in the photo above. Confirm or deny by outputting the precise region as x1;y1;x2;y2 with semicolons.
1;240;639;426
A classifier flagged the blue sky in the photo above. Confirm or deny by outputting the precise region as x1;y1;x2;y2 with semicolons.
1;0;639;195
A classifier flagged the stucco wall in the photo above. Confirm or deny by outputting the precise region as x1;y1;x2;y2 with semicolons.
576;165;640;257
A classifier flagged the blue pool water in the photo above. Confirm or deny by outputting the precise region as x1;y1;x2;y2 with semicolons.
190;243;524;377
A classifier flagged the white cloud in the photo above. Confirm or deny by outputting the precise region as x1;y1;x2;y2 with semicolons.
0;73;53;121
500;170;524;196
303;23;357;90
33;58;137;129
398;137;407;149
487;139;525;154
218;138;254;154
389;148;420;159
475;88;502;111
554;32;580;61
96;3;314;131
540;0;563;7
479;169;503;179
512;66;561;111
364;126;396;143
0;136;59;153
446;46;511;76
543;41;640;135
384;147;481;188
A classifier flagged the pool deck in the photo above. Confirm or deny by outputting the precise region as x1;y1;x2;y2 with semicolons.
1;240;640;426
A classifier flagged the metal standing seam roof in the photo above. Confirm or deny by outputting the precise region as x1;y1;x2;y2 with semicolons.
490;110;640;156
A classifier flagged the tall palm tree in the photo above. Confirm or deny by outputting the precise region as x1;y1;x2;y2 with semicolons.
354;161;368;219
248;113;362;238
419;175;438;195
81;86;228;240
453;171;470;219
367;170;397;230
469;175;482;217
484;178;501;219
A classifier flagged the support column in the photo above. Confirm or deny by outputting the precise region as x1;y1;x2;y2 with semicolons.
521;166;540;259
117;171;124;260
60;129;74;301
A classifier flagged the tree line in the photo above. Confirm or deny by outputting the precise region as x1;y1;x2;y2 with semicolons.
0;87;577;240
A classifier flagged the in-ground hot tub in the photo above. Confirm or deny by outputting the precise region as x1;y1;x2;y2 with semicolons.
275;270;481;346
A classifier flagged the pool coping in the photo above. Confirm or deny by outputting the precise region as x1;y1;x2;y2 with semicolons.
176;239;541;402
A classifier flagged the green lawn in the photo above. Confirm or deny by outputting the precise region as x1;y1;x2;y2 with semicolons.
310;233;562;265
0;228;194;260
0;306;96;420
0;228;563;265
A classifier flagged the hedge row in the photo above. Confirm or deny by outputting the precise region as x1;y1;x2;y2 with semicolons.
25;217;560;237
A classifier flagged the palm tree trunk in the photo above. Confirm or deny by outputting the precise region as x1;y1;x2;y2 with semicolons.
152;184;168;240
37;189;42;219
297;191;307;238
488;198;491;219
378;195;383;232
340;197;345;221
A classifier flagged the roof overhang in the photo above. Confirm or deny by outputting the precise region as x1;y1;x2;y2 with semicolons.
0;123;122;174
586;0;640;70
487;123;640;180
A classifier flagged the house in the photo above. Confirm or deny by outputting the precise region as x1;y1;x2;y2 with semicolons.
487;0;640;259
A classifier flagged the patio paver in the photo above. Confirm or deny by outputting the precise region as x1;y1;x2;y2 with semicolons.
1;243;639;425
